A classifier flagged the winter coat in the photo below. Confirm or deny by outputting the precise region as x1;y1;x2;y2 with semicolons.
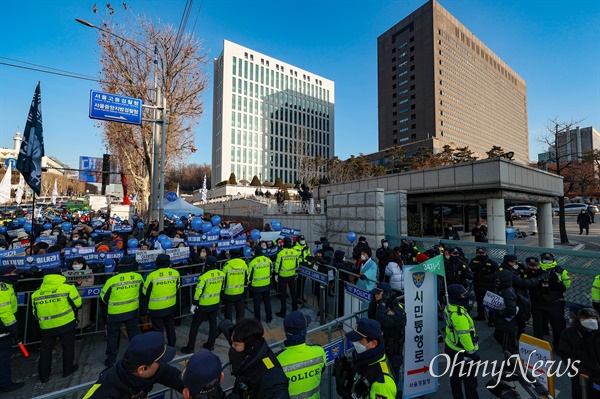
493;270;518;333
578;212;591;228
443;227;460;240
528;215;537;234
384;261;404;292
357;258;378;291
559;322;600;379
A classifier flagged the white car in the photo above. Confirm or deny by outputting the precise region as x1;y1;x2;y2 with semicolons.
552;203;591;216
508;205;537;218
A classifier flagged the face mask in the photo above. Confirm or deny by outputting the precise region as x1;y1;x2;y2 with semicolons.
200;251;207;258
445;255;450;260
512;264;520;270
342;257;346;262
383;243;388;248
476;254;486;260
52;232;59;236
449;256;459;263
352;341;368;354
581;319;599;331
361;255;367;261
72;264;83;271
448;227;453;231
261;246;267;250
299;240;306;245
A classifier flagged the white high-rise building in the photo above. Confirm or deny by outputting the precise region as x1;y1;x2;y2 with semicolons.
212;40;335;185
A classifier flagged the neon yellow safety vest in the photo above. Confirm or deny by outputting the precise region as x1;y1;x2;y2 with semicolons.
351;356;397;399
223;258;248;296
194;269;225;307
540;262;571;289
0;281;18;333
592;275;600;307
101;271;144;315
276;248;299;278
144;267;180;311
277;343;326;399
444;303;479;353
293;243;310;265
32;274;82;330
248;256;273;288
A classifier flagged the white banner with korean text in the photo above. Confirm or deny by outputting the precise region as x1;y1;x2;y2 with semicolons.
403;264;439;398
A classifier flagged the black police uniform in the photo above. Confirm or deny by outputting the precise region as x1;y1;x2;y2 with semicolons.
469;253;499;321
445;254;473;288
529;267;566;349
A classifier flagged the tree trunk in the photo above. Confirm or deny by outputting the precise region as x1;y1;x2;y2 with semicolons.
558;196;569;244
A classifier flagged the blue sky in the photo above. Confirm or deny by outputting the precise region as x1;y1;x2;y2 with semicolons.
1;0;598;170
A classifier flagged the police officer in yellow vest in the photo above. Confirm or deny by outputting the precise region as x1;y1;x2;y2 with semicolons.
445;284;480;399
343;319;396;399
275;237;299;318
277;311;326;399
593;274;600;314
223;248;248;322
248;246;273;323
182;256;225;353
144;253;180;347
32;267;82;383
101;256;144;367
0;265;24;393
293;235;310;302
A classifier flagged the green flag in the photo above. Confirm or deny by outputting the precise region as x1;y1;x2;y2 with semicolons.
411;254;445;277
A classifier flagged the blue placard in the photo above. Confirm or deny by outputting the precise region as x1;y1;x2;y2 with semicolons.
186;234;220;246
181;274;200;287
113;223;133;233
2;253;63;270
17;292;25;306
298;266;329;283
77;285;104;298
323;339;353;365
344;282;372;302
262;247;280;256
94;229;113;236
280;227;301;237
0;248;26;258
89;90;143;125
217;237;247;251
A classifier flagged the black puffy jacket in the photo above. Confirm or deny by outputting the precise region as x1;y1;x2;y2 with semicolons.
493;270;518;333
368;295;406;356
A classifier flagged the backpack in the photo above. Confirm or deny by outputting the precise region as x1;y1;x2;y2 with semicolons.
516;293;531;321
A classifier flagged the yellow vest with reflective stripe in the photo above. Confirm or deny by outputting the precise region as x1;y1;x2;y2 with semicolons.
0;282;18;332
444;303;478;352
144;267;180;310
32;275;82;330
195;269;225;307
223;258;248;296
277;343;326;399
102;272;144;315
276;248;299;277
592;275;600;305
249;256;273;288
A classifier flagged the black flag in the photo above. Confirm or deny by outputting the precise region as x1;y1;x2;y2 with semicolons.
17;82;45;195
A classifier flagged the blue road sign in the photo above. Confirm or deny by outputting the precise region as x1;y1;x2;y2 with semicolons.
89;90;143;125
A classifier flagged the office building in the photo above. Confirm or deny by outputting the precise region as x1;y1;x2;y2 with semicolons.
557;126;600;161
212;40;335;185
377;0;529;164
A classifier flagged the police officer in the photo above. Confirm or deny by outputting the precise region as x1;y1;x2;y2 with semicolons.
248;246;273;323
144;253;180;347
228;317;290;398
540;252;571;330
223;248;248;322
275;237;299;318
32;267;82;383
593;274;600;314
469;247;499;323
445;284;479;399
367;282;406;396
293;235;310;302
492;270;519;354
182;256;225;353
82;331;184;398
445;248;473;288
342;319;396;399
530;253;568;349
183;350;225;399
277;311;326;399
101;255;144;367
0;265;24;393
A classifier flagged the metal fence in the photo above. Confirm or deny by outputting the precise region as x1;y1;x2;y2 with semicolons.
386;235;600;310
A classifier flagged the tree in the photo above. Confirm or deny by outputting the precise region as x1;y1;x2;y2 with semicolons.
164;163;210;193
538;117;585;244
384;146;407;173
486;145;507;158
250;176;261;186
274;177;285;188
453;146;478;163
92;3;209;216
228;173;237;185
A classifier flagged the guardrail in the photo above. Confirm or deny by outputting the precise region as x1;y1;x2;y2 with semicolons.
32;309;367;399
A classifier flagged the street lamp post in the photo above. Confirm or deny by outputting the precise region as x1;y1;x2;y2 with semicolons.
76;18;166;230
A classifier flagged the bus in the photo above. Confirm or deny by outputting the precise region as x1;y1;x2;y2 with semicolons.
66;199;89;211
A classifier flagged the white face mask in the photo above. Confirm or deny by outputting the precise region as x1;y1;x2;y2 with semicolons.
512;264;520;270
445;255;450;260
352;341;368;354
299;240;306;245
383;243;388;248
52;232;59;236
72;264;83;271
342;257;346;262
361;254;367;261
581;319;599;330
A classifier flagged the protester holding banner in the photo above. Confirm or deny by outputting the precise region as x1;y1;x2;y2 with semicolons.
444;284;480;399
222;248;248;322
367;282;406;396
32;268;82;383
143;254;180;347
491;270;519;354
275;237;300;318
182;256;225;353
342;318;397;399
248;246;274;323
558;307;600;399
0;265;24;393
101;256;143;367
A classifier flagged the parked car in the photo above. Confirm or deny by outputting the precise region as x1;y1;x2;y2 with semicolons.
508;205;537;218
588;205;599;214
552;203;589;216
